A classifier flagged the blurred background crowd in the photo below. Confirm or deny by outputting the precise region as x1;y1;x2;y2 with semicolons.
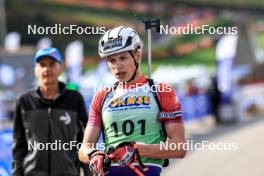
0;0;264;176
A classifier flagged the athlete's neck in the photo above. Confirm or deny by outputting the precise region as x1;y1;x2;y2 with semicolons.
126;70;142;84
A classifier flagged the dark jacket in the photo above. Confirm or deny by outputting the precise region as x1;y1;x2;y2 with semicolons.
12;82;89;176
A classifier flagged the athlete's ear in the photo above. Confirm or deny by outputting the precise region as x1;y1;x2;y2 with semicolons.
134;49;141;63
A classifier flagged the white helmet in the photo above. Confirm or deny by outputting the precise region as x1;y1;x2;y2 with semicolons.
98;26;142;58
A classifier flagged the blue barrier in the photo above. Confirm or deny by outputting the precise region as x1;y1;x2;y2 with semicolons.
0;129;13;176
179;93;212;121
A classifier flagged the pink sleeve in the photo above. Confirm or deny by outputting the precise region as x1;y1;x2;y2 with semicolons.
157;83;183;123
87;89;108;128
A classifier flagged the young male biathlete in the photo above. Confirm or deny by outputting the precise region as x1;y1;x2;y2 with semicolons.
79;26;186;176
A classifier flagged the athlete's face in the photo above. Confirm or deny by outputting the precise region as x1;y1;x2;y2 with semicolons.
34;57;62;87
107;51;140;82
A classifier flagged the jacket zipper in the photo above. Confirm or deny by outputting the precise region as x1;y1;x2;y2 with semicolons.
48;107;52;176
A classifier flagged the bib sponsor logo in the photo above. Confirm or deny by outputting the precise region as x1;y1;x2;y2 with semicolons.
109;96;150;109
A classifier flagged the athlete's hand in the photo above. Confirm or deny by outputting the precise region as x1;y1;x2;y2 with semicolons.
89;151;111;176
108;142;137;166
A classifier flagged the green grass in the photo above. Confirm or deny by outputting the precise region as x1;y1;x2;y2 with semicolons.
141;47;216;75
256;32;264;50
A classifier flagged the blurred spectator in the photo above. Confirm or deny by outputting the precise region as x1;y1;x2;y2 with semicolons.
209;76;221;125
186;79;198;96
